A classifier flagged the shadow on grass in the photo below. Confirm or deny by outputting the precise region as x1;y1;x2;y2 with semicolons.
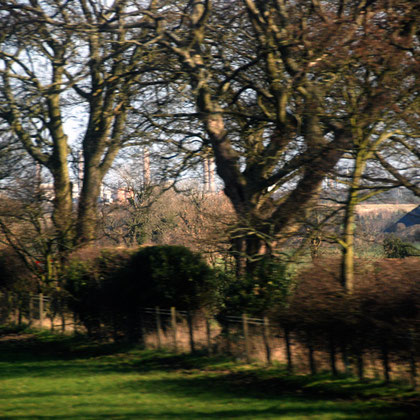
1;326;419;419
0;325;139;360
1;386;418;420
1;375;418;419
2;407;416;420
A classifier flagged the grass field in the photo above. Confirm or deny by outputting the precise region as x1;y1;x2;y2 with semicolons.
1;326;419;419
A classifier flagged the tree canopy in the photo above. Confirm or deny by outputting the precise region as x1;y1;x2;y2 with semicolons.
0;0;418;283
153;0;419;275
0;0;165;249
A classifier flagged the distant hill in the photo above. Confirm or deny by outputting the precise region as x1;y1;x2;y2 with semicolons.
356;203;418;216
384;205;420;233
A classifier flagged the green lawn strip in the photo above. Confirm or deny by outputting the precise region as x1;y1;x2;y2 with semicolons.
0;327;419;419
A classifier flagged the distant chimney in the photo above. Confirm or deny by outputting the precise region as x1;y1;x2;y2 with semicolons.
143;147;151;186
203;155;209;191
208;156;216;193
78;150;84;189
203;150;216;193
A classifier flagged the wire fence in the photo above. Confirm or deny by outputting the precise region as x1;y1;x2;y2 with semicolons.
1;291;419;387
0;292;77;333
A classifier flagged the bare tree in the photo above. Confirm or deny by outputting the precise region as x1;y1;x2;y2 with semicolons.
1;1;417;287
0;0;164;250
151;0;418;278
0;168;60;291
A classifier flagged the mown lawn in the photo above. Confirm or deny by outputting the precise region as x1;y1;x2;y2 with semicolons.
0;326;419;419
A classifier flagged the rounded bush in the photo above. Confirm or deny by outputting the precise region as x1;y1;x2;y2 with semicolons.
383;235;409;258
63;245;220;341
219;257;295;318
0;247;36;293
64;248;131;337
119;245;219;310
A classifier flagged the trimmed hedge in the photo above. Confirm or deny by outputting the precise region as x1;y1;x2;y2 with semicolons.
64;245;222;340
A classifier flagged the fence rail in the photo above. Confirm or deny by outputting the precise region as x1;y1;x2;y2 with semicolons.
1;291;419;387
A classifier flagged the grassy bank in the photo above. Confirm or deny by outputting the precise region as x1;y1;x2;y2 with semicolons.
0;326;419;419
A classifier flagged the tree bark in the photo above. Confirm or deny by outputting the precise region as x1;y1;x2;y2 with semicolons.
341;153;366;293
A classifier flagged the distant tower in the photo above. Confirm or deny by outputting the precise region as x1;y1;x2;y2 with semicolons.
35;162;42;184
203;150;216;193
203;155;209;192
208;157;216;193
78;150;84;190
34;162;42;196
143;147;151;186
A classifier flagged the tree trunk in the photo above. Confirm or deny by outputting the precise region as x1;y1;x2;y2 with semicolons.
341;154;366;293
76;172;102;244
231;234;267;278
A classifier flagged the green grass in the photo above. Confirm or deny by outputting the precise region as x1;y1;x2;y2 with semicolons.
0;326;419;419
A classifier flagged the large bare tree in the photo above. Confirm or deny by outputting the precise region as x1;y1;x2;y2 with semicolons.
0;0;418;288
0;0;163;250
150;0;419;281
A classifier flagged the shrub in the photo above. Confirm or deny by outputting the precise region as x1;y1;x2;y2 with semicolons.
383;235;420;258
383;235;408;258
284;258;353;350
63;248;131;337
117;245;220;310
105;245;222;341
64;245;221;341
283;257;420;371
0;247;37;293
219;258;296;318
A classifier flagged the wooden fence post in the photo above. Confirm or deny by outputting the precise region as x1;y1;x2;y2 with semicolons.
225;319;231;354
307;334;317;375
5;291;11;322
39;293;44;328
73;312;78;335
382;342;391;384
155;307;162;349
262;317;271;365
187;311;195;353
12;292;17;322
409;352;417;389
139;313;146;348
356;351;364;381
171;307;178;352
329;335;338;376
284;327;293;373
205;316;212;355
242;313;251;364
408;329;417;389
61;313;66;333
60;296;66;333
342;342;351;375
17;294;23;326
28;294;33;326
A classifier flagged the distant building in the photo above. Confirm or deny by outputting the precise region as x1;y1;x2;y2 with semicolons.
72;183;114;204
39;183;55;200
113;187;135;203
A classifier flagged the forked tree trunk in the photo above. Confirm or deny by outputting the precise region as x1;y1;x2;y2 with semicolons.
76;170;102;245
231;234;267;278
341;154;366;293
